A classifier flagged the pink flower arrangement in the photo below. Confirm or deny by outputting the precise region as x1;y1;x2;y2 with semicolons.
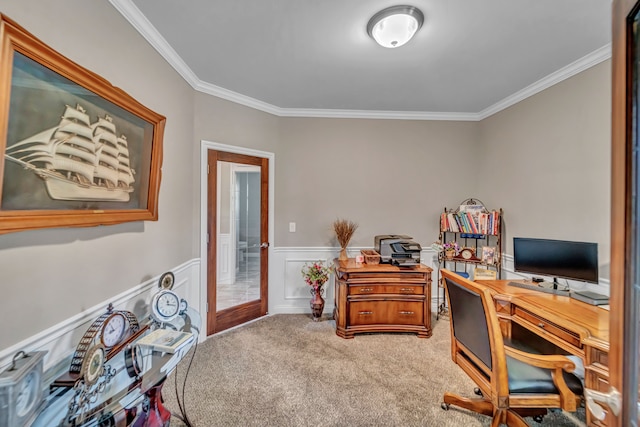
443;241;461;255
301;261;332;289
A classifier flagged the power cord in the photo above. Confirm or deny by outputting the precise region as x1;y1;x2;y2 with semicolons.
170;339;198;426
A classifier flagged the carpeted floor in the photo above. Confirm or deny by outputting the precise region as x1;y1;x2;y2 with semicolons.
162;314;586;427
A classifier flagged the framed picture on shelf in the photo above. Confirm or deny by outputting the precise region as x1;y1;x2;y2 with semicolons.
481;246;496;265
0;15;166;234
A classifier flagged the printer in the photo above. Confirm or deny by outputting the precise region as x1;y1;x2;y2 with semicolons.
374;235;422;267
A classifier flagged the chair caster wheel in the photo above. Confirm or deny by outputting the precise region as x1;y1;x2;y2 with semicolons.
533;415;544;423
441;402;449;411
474;387;483;396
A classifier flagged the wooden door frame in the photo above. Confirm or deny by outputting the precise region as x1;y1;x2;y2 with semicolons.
199;141;275;336
611;0;638;424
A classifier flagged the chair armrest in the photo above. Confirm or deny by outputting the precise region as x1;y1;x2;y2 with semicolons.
505;346;581;411
504;346;576;372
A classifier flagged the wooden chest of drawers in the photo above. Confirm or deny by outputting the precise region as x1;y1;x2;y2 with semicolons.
333;259;432;339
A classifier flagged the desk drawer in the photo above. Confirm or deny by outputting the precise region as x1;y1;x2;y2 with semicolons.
349;301;424;326
345;271;428;281
588;347;609;369
513;307;582;349
349;284;423;296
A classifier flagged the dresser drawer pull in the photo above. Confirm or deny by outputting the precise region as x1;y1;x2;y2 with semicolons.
399;311;415;315
358;288;373;292
358;311;373;315
399;288;414;293
538;323;545;328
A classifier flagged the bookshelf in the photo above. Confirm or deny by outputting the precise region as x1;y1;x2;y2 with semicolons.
436;198;502;319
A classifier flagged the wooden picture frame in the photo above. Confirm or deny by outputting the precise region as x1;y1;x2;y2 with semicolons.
0;15;165;234
481;246;496;265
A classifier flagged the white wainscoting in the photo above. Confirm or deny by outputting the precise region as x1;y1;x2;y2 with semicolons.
8;249;610;378
0;259;201;376
269;247;441;315
217;233;232;285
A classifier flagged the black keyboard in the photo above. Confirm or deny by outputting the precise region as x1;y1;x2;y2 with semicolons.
507;281;570;296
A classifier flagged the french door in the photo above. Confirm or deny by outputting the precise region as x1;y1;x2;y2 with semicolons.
206;150;269;335
601;0;640;424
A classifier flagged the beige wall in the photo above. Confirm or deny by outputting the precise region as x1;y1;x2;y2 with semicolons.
477;60;611;275
192;96;482;248
275;118;479;247
0;1;612;353
0;0;196;349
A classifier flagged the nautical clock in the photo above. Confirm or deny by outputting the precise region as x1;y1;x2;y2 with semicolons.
151;289;181;324
0;350;47;427
68;304;140;376
151;271;182;324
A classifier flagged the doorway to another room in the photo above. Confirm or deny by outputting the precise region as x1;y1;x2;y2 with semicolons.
206;149;269;335
217;165;261;311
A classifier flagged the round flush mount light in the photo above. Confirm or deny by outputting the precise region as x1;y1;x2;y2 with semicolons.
367;5;424;48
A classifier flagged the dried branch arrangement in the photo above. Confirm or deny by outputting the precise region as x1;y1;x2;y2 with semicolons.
333;218;358;248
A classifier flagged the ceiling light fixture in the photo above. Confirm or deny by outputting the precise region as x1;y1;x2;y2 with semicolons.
367;5;424;48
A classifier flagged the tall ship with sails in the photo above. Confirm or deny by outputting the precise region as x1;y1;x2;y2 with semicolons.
4;104;136;202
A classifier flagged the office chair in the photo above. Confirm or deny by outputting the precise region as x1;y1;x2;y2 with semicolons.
440;269;583;426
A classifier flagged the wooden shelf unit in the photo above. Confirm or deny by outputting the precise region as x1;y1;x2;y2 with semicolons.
436;198;502;319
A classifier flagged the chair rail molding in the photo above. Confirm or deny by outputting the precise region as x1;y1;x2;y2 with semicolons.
270;246;439;314
0;259;200;378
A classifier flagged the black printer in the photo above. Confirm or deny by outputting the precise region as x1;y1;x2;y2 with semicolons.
374;235;422;267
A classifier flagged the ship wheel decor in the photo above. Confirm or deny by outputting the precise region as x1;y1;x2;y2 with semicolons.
158;271;175;290
64;345;117;425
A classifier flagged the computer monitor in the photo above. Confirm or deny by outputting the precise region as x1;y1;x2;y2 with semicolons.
513;237;599;284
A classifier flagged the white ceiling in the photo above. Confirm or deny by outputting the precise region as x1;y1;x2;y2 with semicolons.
112;0;611;120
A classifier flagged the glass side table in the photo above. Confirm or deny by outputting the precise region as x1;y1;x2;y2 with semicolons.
32;307;200;427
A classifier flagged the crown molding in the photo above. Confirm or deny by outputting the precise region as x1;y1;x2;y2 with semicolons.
109;0;201;88
111;0;611;122
477;43;612;120
185;75;475;121
272;108;481;121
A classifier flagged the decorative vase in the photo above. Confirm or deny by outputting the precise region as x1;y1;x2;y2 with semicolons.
445;249;455;260
339;247;348;261
310;285;325;321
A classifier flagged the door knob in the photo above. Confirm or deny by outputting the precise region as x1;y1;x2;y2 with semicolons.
260;242;269;248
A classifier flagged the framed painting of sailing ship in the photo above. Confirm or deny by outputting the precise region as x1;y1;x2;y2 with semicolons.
0;15;165;234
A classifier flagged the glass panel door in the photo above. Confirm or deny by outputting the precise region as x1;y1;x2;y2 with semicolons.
206;150;269;335
631;9;640;424
217;162;261;311
610;1;640;424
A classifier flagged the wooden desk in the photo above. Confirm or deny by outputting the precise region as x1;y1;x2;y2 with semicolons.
477;280;610;426
333;260;432;339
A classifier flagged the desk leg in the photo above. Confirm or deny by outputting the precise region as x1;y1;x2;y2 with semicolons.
131;383;171;427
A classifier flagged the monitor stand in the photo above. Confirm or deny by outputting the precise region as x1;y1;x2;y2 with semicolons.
507;280;570;296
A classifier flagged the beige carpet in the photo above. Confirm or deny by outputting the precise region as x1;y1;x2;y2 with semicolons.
163;314;586;427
